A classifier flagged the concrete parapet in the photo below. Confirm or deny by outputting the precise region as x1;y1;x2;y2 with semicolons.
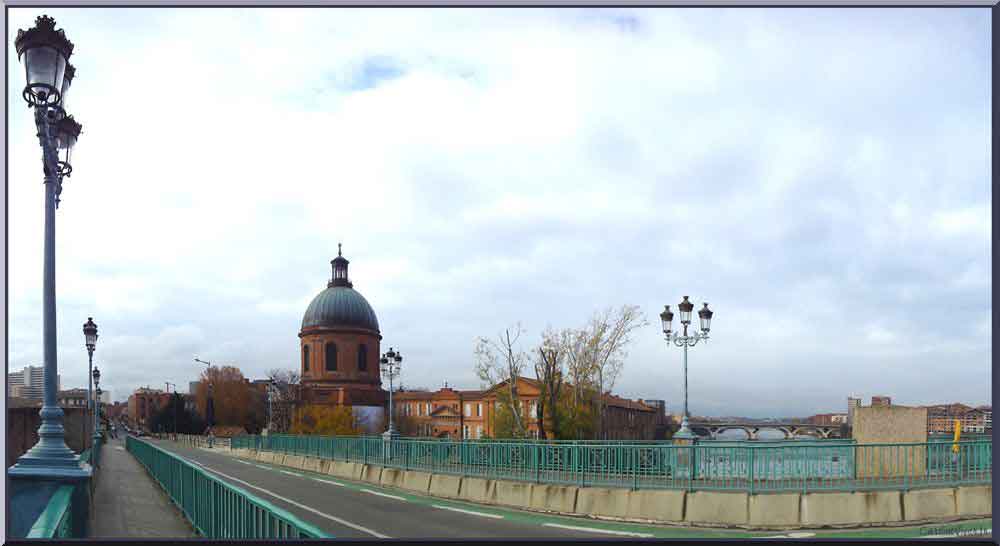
493;480;532;508
380;468;403;488
360;464;383;485
429;474;462;499
576;487;631;519
904;488;957;521
301;456;323;473
749;493;799;527
328;461;359;481
801;492;867;526
459;477;496;504
685;491;749;526
956;485;991;517
863;491;903;524
626;489;685;523
528;484;579;514
317;459;332;474
401;471;432;494
284;455;305;469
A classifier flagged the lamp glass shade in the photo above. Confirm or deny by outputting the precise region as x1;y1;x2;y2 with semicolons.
394;353;402;363
698;303;713;332
59;63;74;108
678;296;694;324
83;318;98;348
659;305;673;334
92;367;100;384
23;46;66;102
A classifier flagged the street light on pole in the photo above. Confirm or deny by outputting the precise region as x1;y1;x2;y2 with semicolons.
660;297;713;440
83;317;97;453
166;381;177;437
91;366;101;466
380;347;402;440
9;14;91;485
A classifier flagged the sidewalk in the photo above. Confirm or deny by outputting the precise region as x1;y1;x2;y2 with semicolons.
91;436;198;538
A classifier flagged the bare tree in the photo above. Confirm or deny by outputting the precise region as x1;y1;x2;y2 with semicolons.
585;305;649;439
266;368;300;434
475;323;529;437
534;327;565;440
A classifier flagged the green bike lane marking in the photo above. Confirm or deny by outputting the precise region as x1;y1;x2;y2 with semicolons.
198;447;993;539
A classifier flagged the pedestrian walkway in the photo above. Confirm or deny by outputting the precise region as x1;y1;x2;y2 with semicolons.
91;436;197;538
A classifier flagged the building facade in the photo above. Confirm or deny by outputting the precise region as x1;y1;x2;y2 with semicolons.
127;387;169;430
57;388;89;408
8;365;60;401
923;403;990;434
847;396;862;426
393;376;659;440
296;248;386;432
871;395;892;407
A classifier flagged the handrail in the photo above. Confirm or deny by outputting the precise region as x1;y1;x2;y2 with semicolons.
230;433;991;494
127;436;330;538
25;485;75;538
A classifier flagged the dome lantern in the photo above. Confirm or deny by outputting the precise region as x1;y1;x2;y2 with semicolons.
329;242;352;288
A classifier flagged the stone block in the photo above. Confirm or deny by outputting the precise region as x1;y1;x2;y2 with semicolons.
528;484;578;514
459;477;496;504
748;493;800;527
956;485;991;517
576;487;630;519
904;488;957;521
429;474;462;499
493;480;531;508
685;491;749;526
863;491;903;523
284;455;305;469
380;468;403;488
360;464;383;485
400;471;432;494
627;489;686;523
801;492;867;526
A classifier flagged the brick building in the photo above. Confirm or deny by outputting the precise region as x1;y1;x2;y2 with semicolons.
871;395;892;407
298;248;386;413
128;387;170;430
924;403;990;434
393;376;659;440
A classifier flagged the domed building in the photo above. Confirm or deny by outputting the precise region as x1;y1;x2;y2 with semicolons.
299;245;386;410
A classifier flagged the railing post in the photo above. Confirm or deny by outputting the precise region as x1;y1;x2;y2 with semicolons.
535;444;541;484
747;446;754;495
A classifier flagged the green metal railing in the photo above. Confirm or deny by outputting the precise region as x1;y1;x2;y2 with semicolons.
25;485;76;538
232;434;991;494
127;436;330;538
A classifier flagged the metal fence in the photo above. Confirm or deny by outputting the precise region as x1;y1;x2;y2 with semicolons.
232;434;991;494
127;436;329;538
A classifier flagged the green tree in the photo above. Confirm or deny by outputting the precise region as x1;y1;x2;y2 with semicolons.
291;404;360;436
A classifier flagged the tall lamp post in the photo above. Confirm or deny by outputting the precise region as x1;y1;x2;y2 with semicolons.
166;381;177;437
83;317;98;451
660;297;713;440
92;366;102;466
380;347;403;440
9;15;91;494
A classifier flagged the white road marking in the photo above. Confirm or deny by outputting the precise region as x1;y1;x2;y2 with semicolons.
313;478;346;487
237;460;253;465
185;459;390;538
542;523;654;538
279;470;302;477
432;505;503;519
361;489;406;501
115;447;125;451
254;464;270;470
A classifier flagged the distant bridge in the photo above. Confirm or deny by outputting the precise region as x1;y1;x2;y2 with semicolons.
688;421;845;440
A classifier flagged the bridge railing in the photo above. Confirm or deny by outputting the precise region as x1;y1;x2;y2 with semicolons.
127;436;329;538
232;434;991;494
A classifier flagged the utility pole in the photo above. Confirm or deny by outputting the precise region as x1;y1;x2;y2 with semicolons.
165;381;176;437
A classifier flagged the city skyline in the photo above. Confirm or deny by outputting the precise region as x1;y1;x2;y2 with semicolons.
7;8;991;418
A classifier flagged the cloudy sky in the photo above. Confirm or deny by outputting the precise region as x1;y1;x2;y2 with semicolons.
6;8;991;418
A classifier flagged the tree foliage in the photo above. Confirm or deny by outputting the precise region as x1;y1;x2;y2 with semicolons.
290;404;360;436
266;368;300;434
196;365;252;428
149;393;205;435
475;323;529;438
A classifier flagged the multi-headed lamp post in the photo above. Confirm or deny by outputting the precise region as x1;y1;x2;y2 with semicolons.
83;317;97;451
9;15;90;483
660;296;713;440
380;347;403;440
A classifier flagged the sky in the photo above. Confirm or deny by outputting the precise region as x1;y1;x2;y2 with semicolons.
5;8;991;418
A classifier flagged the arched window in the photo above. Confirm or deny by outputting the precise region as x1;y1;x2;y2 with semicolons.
325;342;338;371
303;345;310;371
358;344;367;371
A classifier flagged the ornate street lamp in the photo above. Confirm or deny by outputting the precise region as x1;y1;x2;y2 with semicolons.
82;317;97;451
9;15;90;485
380;347;403;440
660;297;714;439
91;366;102;467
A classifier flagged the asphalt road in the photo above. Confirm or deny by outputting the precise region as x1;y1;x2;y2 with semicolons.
145;439;610;539
143;439;993;541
